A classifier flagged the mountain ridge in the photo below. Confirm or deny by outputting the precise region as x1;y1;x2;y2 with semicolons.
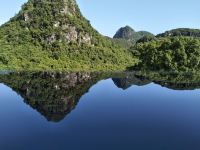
156;28;200;38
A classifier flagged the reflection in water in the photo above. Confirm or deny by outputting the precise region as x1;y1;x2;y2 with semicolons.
0;71;200;122
112;73;151;90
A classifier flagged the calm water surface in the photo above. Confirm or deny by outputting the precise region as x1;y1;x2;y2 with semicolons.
0;72;200;150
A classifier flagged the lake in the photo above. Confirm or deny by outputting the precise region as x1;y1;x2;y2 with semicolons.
1;71;200;150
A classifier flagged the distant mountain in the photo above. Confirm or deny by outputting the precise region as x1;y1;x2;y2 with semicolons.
0;0;135;71
113;26;154;42
113;26;136;41
157;28;200;37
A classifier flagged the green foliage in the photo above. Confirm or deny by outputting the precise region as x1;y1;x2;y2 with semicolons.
0;0;137;71
111;38;135;49
1;0;200;72
0;41;136;71
131;36;200;71
1;0;119;49
136;35;156;43
157;28;200;38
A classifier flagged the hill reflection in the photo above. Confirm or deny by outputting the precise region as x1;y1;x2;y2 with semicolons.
0;71;200;122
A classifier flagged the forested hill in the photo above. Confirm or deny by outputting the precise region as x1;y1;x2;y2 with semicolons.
157;28;200;38
0;0;136;71
1;0;111;47
113;26;154;42
0;0;200;72
130;36;200;72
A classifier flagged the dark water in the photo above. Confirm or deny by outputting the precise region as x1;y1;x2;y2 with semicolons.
1;71;200;150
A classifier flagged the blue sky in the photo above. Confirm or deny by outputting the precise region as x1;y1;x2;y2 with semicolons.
0;0;199;37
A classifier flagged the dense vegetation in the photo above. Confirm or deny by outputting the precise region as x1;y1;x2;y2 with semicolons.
113;26;154;47
136;35;156;43
0;0;137;71
0;0;200;72
131;36;200;71
0;40;136;71
157;28;200;38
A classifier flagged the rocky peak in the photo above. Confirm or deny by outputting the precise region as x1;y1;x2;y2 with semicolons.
10;0;94;45
23;0;78;15
113;26;136;41
113;25;154;42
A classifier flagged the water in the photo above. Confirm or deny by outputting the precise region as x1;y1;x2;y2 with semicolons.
1;71;200;150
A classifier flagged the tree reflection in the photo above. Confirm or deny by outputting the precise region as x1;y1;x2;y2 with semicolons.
0;71;200;122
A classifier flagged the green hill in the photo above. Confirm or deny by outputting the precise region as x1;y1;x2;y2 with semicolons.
113;26;154;45
157;28;200;38
129;28;200;72
130;36;200;72
0;0;136;71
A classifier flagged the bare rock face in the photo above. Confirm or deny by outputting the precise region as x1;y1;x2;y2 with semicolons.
81;33;92;44
23;13;30;22
60;5;69;14
64;26;78;43
54;21;60;28
60;0;77;15
47;34;56;43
